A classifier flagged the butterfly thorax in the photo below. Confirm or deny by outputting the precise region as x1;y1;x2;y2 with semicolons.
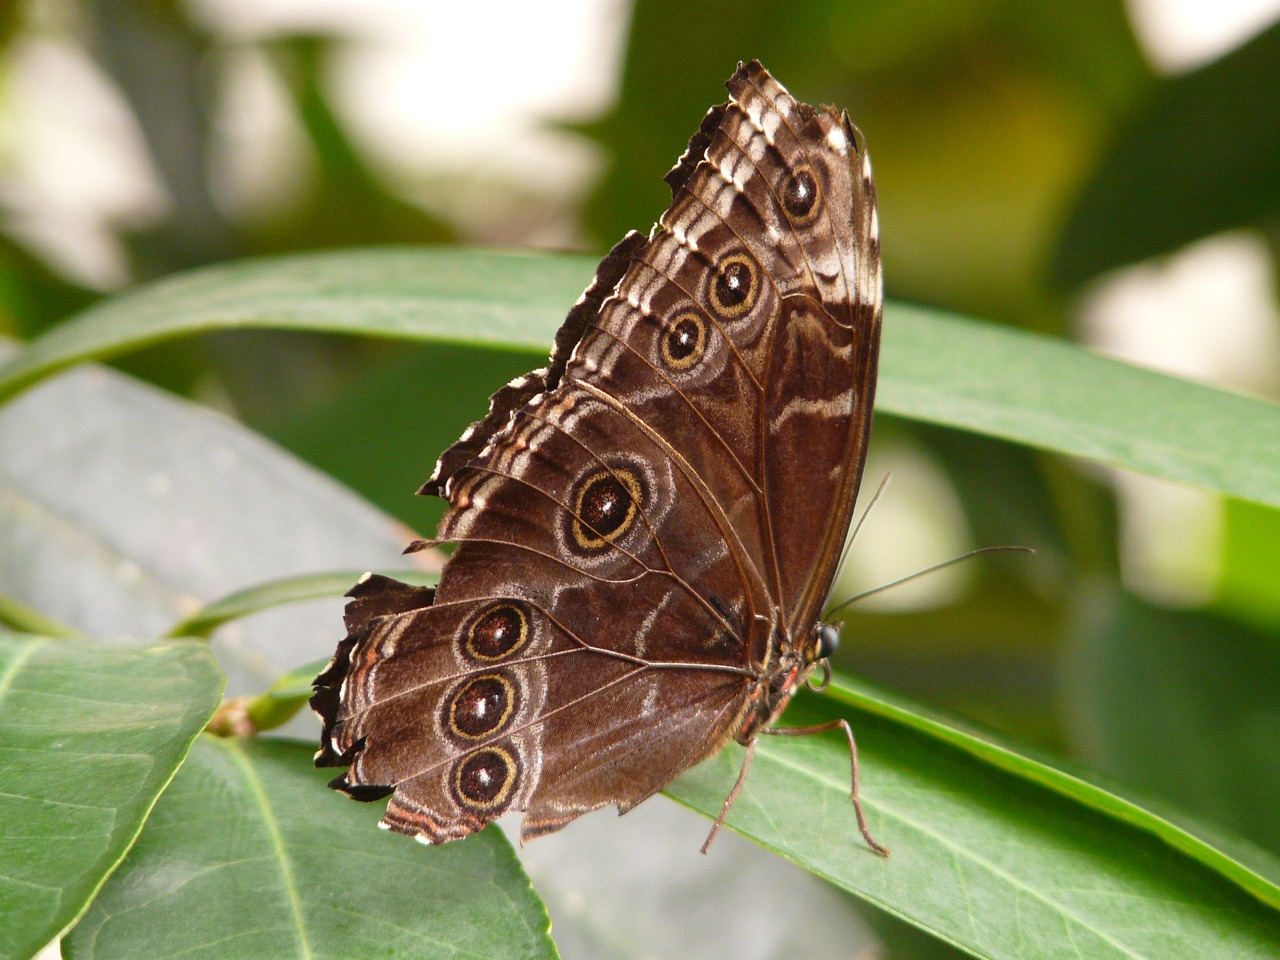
737;619;835;743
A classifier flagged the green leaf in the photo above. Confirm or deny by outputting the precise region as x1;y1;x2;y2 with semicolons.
825;673;1280;909
0;632;223;960
0;593;83;639
663;676;1280;960
63;737;556;960
0;248;579;401
3;250;1276;509
1054;22;1280;287
880;305;1280;510
0;360;413;698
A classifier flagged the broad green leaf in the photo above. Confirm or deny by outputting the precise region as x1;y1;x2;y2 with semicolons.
0;248;577;401
63;737;556;960
0;633;223;960
880;305;1280;510
664;678;1280;960
1054;22;1280;287
823;673;1280;909
2;250;1276;509
0;361;413;698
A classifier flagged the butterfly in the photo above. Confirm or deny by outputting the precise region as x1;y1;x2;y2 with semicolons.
312;60;887;856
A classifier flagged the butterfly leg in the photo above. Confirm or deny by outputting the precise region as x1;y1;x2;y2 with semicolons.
700;736;759;855
766;719;890;857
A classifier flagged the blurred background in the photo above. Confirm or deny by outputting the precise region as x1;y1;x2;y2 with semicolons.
4;0;1280;953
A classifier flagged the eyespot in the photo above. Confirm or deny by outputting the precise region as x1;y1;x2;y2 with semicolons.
451;746;519;812
782;168;820;222
570;466;643;551
446;673;517;740
465;603;529;661
708;252;759;320
660;311;707;370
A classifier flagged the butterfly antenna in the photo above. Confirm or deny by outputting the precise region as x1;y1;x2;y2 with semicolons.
833;472;891;586
827;545;1034;621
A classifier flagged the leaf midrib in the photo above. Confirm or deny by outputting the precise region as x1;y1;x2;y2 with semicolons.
0;635;43;702
220;738;314;960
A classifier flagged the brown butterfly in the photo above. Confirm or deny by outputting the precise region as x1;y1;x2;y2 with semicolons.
312;60;887;856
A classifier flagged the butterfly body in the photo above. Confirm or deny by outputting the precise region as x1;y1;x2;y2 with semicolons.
313;60;884;851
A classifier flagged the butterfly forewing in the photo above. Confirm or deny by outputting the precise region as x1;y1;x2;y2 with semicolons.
313;60;883;847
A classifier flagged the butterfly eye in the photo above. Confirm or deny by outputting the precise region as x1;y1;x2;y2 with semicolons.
451;746;519;812
816;622;840;660
660;311;707;370
708;252;759;319
465;604;529;661
570;466;643;551
782;167;820;222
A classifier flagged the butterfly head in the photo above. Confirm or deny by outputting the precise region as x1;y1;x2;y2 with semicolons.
800;622;840;693
815;621;841;661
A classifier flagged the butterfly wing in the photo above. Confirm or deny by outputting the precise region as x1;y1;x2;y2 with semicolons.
316;373;759;841
312;61;881;844
712;62;882;634
570;61;881;638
